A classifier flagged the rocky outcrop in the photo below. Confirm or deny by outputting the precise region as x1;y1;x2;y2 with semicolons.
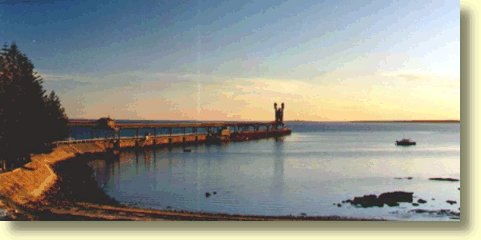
345;191;414;208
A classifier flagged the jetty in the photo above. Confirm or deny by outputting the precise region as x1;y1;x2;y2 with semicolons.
54;103;292;150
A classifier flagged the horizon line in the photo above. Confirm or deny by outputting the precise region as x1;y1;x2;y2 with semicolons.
68;118;460;123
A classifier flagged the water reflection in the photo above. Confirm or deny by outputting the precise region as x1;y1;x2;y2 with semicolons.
88;124;460;220
272;137;285;199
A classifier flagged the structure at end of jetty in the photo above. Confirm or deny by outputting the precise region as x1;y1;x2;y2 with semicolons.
56;103;291;150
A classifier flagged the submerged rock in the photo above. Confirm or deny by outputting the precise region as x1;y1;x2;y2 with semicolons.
394;177;413;180
417;199;427;204
428;178;459;182
409;209;460;219
446;200;457;205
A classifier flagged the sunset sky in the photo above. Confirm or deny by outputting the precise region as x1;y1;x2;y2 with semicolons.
0;0;459;121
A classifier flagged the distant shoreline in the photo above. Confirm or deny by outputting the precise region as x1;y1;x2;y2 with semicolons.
348;120;459;123
287;120;460;123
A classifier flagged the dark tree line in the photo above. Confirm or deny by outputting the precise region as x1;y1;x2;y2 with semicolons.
0;43;69;170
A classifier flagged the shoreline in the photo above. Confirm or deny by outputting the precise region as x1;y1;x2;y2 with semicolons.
0;143;379;221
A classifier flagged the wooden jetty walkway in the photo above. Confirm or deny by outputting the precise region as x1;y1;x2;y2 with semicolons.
55;103;291;150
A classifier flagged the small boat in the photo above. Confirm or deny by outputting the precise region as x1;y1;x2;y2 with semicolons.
183;148;192;152
396;138;416;146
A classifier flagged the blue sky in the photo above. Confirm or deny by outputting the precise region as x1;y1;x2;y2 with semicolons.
0;0;460;120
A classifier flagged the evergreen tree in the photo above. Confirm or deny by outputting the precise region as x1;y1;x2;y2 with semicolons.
0;43;68;170
42;91;69;144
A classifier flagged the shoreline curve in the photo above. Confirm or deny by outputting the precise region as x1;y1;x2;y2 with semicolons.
0;143;379;221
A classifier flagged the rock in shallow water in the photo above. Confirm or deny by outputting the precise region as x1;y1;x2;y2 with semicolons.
378;191;413;204
446;200;457;205
417;199;427;204
409;209;460;219
351;194;382;207
428;177;459;182
346;191;413;208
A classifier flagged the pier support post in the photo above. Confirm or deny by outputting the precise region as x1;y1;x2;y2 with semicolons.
114;128;121;150
153;128;157;146
193;127;198;143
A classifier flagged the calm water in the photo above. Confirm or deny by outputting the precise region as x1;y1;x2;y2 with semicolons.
87;122;460;221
